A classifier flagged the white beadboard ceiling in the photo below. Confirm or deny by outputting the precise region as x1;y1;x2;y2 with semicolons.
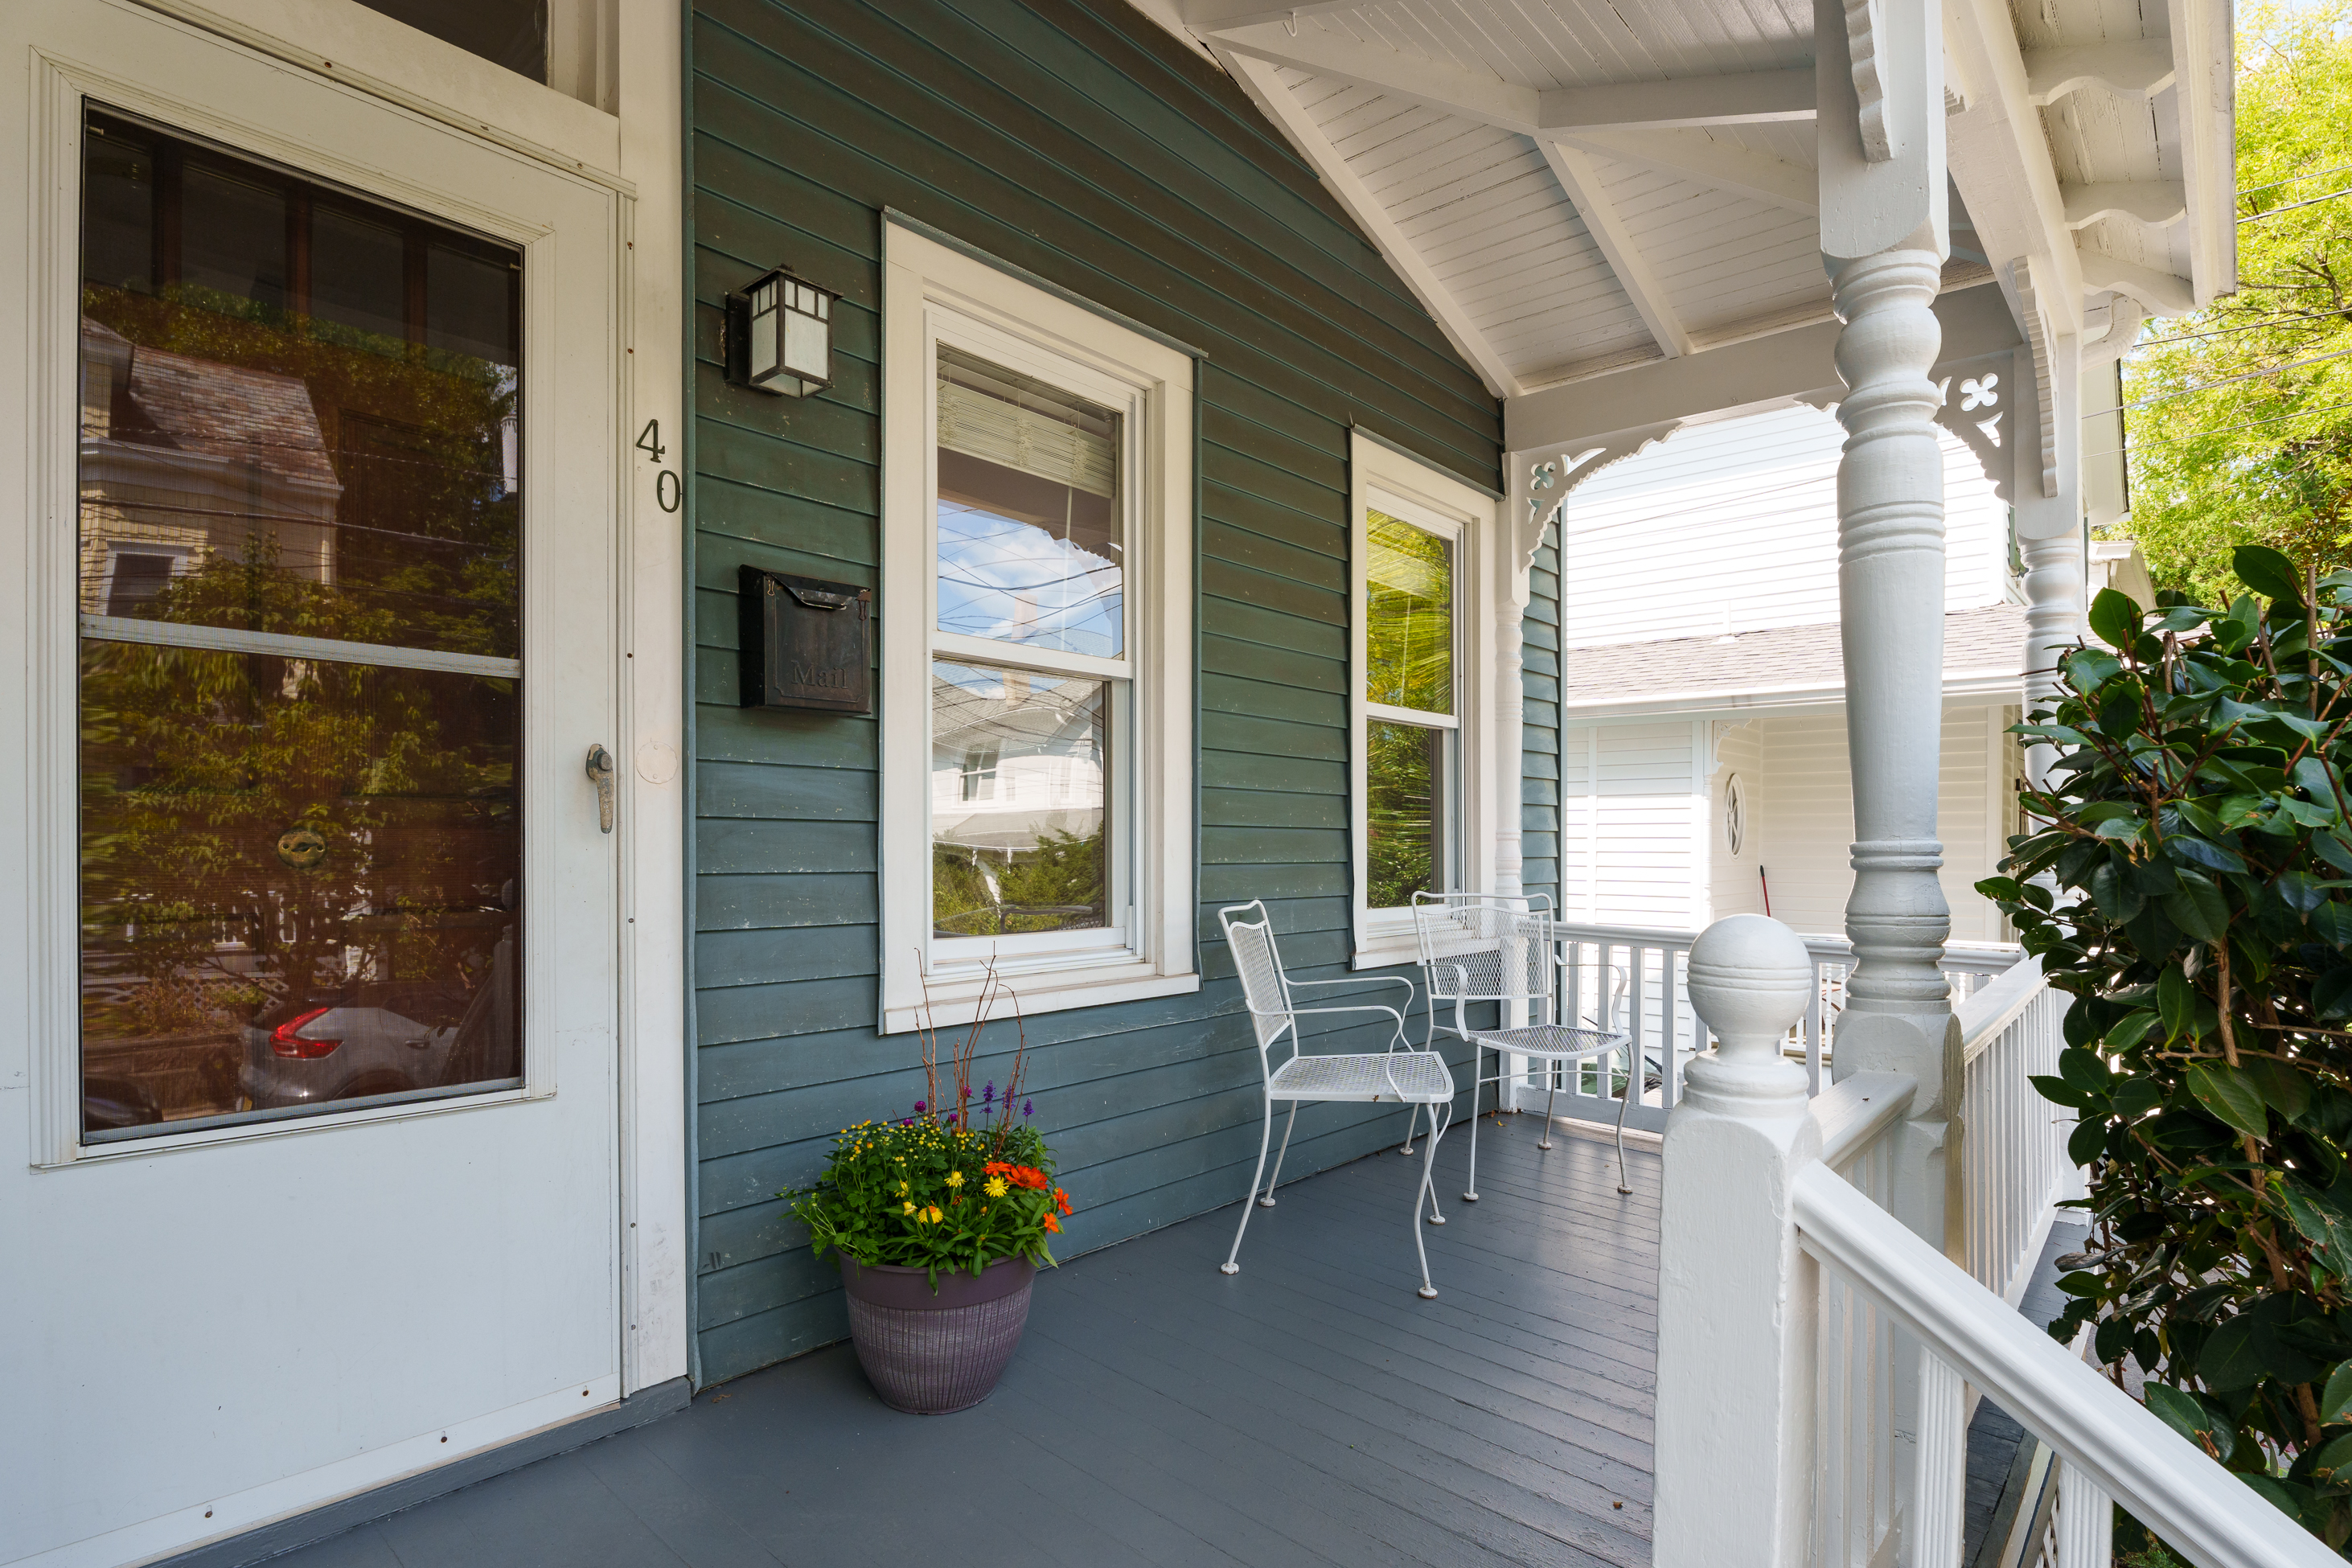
1138;0;2235;403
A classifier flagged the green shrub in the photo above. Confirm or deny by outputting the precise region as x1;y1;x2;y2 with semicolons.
1982;546;2352;1553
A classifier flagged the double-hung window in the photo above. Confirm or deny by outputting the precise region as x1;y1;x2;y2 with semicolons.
1349;431;1503;966
879;221;1197;1031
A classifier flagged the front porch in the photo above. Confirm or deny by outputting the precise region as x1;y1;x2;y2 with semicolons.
266;1115;1659;1568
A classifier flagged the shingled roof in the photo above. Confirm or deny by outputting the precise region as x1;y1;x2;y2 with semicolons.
1558;602;2028;711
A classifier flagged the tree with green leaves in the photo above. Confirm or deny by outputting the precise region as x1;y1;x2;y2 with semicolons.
1985;545;2352;1553
2125;0;2352;605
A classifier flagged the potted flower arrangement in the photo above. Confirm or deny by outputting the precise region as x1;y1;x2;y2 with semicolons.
784;971;1070;1414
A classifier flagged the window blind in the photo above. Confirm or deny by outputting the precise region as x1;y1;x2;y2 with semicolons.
938;345;1117;499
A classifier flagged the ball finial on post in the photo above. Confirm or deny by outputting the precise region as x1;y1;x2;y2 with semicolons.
1682;914;1815;1117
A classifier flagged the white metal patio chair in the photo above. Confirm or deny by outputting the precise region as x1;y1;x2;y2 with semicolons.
1217;900;1458;1299
1412;893;1638;1201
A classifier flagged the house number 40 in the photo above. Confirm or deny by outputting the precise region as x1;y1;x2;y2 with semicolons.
637;419;682;513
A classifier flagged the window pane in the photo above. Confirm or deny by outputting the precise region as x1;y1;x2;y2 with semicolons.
78;113;521;662
1366;510;1452;715
78;646;521;1131
935;345;1123;659
352;1;548;82
931;661;1110;938
76;111;527;1135
1368;719;1452;909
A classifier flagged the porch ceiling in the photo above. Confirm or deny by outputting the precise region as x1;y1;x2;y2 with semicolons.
1136;0;2234;406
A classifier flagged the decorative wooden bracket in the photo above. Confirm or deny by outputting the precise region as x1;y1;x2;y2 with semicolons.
1846;0;1894;160
1513;418;1685;597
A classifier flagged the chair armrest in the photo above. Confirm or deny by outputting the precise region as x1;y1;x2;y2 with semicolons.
1291;1003;1408;1052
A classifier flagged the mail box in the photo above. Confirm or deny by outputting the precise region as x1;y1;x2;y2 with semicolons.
739;567;872;714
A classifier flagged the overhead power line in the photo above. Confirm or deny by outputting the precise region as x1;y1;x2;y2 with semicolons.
2242;164;2352;199
2086;397;2352;461
2243;187;2352;224
2116;345;2352;411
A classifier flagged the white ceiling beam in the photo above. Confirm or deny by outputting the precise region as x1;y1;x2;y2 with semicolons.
1505;281;2022;450
1178;0;1365;27
1538;139;1696;359
2062;180;2186;230
1213;47;1521;397
1540;70;1816;132
1206;23;1817;134
2077;247;2197;318
2168;0;2238;309
1942;0;2084;333
2021;40;2175;106
1565;128;1819;215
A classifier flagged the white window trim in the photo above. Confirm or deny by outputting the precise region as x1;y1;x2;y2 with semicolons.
1349;431;1502;971
878;221;1197;1032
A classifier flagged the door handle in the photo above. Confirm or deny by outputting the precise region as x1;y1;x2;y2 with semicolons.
585;744;616;833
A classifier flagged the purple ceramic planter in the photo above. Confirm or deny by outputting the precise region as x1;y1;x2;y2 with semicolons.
838;1254;1037;1414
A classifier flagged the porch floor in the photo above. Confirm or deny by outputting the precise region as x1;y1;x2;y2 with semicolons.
272;1111;1660;1568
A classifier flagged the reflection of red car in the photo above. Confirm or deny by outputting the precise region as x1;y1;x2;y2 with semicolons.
240;981;492;1111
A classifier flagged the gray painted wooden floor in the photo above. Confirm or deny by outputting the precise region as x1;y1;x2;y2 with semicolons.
270;1110;1659;1568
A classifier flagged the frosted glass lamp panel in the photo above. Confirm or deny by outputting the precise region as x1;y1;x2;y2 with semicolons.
930;660;1111;940
935;345;1122;659
1366;511;1452;716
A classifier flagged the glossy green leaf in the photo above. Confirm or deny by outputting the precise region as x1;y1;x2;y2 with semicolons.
2090;587;2145;651
2248;1057;2313;1123
2322;1361;2352;1425
2285;1183;2352;1276
2237;544;2306;602
2146;1383;2235;1462
2161;967;2196;1041
2187;1061;2269;1139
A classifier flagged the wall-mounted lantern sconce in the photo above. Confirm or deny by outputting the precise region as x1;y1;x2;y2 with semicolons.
725;267;835;396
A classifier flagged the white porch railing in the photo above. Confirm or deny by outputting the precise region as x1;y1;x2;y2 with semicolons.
1544;921;2021;1131
1652;916;2330;1568
1957;954;2075;1305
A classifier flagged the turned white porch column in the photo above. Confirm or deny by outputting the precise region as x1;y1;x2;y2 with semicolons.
1816;3;1966;1563
2014;319;2087;790
1652;915;1820;1568
1816;0;1962;1255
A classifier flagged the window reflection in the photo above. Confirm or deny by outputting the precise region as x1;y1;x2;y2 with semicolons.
1367;719;1450;909
1366;511;1453;715
935;346;1123;659
76;109;523;1136
930;662;1108;938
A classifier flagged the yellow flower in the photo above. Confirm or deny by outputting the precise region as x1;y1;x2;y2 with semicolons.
946;1170;965;1188
925;1205;943;1223
902;1201;915;1215
983;1176;1008;1198
897;1180;910;1197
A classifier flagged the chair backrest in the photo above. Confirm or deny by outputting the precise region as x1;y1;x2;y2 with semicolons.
1412;893;1553;1009
1217;901;1295;1066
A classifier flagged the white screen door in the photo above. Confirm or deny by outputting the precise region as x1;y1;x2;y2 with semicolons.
2;9;625;1563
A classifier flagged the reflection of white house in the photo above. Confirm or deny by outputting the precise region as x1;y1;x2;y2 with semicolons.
1550;394;2152;943
76;318;342;615
928;667;1106;857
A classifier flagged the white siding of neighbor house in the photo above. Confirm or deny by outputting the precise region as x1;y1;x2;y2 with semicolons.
1710;720;1765;921
1563;704;2022;942
1552;404;2013;649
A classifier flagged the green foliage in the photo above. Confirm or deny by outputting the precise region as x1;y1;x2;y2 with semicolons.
1366;719;1439;908
1981;557;2352;1553
2125;2;2352;605
784;1105;1065;1287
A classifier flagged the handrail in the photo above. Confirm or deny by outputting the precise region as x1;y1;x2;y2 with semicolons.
1810;1072;1916;1172
1792;1165;2339;1568
1957;953;2048;1065
1555;919;2022;974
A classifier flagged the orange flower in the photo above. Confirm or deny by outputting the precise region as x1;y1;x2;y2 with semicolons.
1053;1188;1073;1215
1042;1212;1061;1233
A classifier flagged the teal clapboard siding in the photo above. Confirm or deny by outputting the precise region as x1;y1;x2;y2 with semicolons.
687;0;1542;1384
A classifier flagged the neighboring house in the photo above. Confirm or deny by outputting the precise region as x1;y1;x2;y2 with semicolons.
0;3;2242;1568
1543;391;2156;946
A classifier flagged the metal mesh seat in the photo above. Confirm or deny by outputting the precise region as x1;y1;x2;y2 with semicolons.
1216;899;1457;1299
1412;893;1638;1198
1269;1050;1454;1104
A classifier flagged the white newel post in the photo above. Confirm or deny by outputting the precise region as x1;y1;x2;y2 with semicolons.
1654;915;1821;1568
1817;0;1966;1559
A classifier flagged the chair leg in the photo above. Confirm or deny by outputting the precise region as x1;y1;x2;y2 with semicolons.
1613;1055;1636;1196
1538;1077;1558;1151
1398;1101;1419;1156
1259;1101;1299;1206
1463;1044;1483;1202
1411;1101;1450;1299
1221;1096;1276;1275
